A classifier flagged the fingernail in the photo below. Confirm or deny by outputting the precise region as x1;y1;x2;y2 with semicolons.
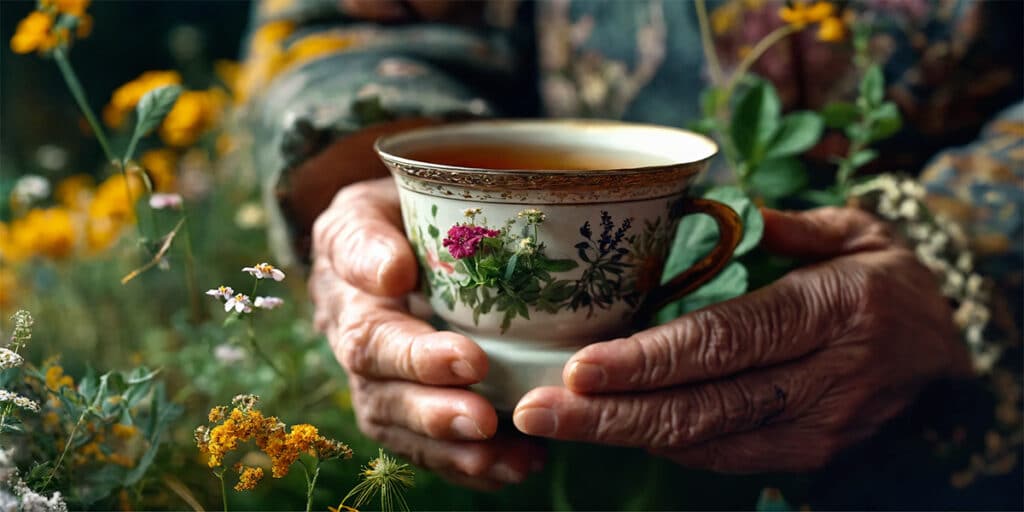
490;462;524;484
449;415;486;440
513;407;557;437
568;362;606;390
359;238;393;287
450;360;479;380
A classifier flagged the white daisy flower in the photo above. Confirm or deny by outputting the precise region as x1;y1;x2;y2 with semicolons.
242;262;285;281
224;293;253;314
254;296;284;310
517;237;536;255
205;285;234;300
149;193;183;210
0;348;23;370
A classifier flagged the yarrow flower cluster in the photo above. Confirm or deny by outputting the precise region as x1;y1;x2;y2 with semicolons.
194;394;352;492
0;348;23;370
517;208;546;224
442;225;500;259
852;174;999;371
5;473;69;512
206;263;287;314
0;389;40;413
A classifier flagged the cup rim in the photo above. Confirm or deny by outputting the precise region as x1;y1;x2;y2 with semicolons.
374;118;719;178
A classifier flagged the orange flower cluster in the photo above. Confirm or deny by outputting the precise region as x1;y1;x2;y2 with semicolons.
195;395;352;491
103;70;227;147
234;464;265;491
9;0;91;55
778;1;848;42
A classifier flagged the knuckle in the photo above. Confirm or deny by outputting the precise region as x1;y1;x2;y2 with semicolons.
691;309;742;377
651;397;691;448
336;312;377;373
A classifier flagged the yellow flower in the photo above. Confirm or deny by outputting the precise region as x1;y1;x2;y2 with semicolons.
250;20;295;56
158;89;226;147
46;364;76;391
208;406;227;423
12;208;78;260
108;453;135;468
103;71;183;128
260;0;295;17
76;13;93;38
234;465;265;491
804;1;835;22
55;174;95;210
711;1;742;35
85;173;144;252
10;11;56;55
139;149;178;191
817;16;846;42
54;0;90;17
112;423;139;439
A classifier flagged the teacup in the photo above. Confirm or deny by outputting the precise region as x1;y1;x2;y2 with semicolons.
375;120;741;410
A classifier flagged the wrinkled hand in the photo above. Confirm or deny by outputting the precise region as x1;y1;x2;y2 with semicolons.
513;207;973;473
311;178;544;489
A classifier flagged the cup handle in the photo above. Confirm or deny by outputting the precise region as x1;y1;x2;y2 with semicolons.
637;198;743;321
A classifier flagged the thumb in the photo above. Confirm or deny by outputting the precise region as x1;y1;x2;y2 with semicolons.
760;207;894;259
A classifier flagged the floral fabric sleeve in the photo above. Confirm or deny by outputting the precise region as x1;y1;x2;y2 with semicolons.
237;0;535;263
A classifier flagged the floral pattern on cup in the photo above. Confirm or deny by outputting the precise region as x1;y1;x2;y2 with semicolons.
408;204;678;332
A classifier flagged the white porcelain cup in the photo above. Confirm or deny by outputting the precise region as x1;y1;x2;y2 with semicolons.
375;120;742;410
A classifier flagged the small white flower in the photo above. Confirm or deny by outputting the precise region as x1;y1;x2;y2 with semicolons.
942;270;965;296
234;202;266;229
0;389;40;412
214;344;246;364
898;179;925;199
254;296;284;310
0;348;23;370
462;208;482;218
965;273;984;295
517;237;536;255
12;174;50;205
224;293;253;313
517;208;546;224
906;222;932;242
877;195;898;220
149;193;183;210
956;252;974;273
242;262;285;281
205;285;234;300
897;198;920;220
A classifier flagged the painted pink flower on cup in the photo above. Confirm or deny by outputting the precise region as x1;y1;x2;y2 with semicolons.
426;249;454;273
443;225;500;259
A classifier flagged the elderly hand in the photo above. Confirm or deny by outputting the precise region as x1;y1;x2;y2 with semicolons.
311;178;545;489
513;207;973;472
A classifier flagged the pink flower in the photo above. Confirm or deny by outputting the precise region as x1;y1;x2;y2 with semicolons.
442;225;500;259
149;193;183;210
426;250;454;273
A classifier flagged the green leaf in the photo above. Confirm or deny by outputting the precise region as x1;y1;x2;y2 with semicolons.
868;101;902;141
821;101;858;129
859;65;885;107
539;258;579;273
749;157;809;199
850;148;878;168
700;87;724;118
763;111;823;159
430;204;438;218
427;224;439;239
661;186;763;289
800;188;845;206
135;85;182;136
730;82;781;162
657;262;748;322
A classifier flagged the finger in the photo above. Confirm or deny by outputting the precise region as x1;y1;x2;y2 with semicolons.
333;280;488;384
565;259;854;391
760;207;893;258
353;378;497;441
520;359;828;448
358;418;545;485
312;178;417;297
310;256;343;333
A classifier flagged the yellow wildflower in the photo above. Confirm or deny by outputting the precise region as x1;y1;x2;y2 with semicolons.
54;0;90;17
139;149;178;191
10;11;56;55
103;70;183;128
79;441;105;461
817;16;846;42
250;20;296;55
84;173;144;252
108;453;135;468
76;13;93;38
46;364;75;391
208;405;227;423
11;208;78;260
112;423;139;439
711;1;742;35
234;465;265;491
158;89;226;147
779;1;834;28
55;174;95;210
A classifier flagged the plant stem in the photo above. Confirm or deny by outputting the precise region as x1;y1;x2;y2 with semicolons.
181;215;203;323
305;462;321;512
44;407;87;489
694;0;723;85
52;48;116;163
216;470;228;512
247;315;284;378
720;24;799;109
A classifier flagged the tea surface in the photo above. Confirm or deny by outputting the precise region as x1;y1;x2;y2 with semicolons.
403;143;671;171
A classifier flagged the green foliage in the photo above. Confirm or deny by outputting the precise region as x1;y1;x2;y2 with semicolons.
124;85;183;166
657;186;763;323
